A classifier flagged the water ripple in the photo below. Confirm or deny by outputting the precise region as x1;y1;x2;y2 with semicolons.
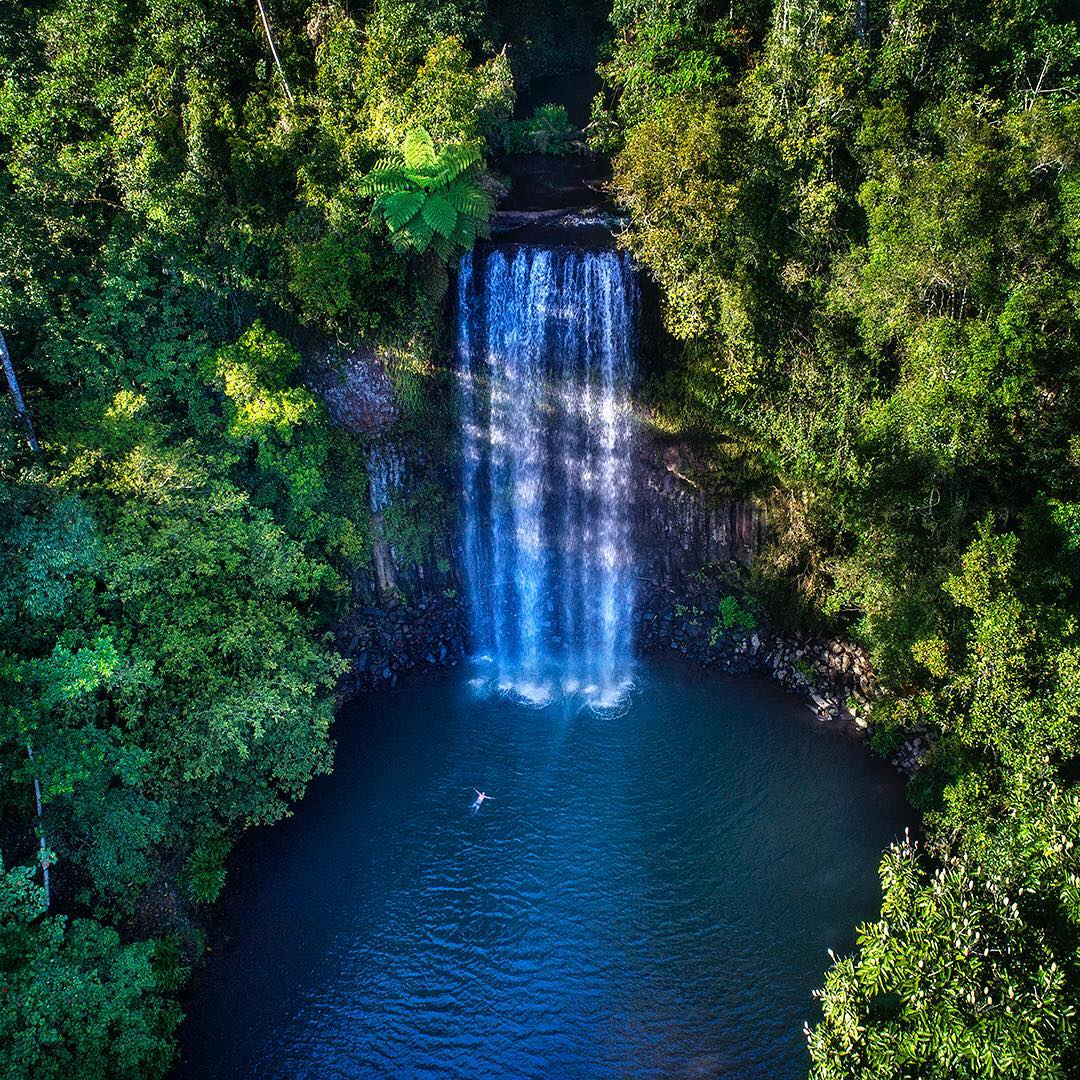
175;663;909;1080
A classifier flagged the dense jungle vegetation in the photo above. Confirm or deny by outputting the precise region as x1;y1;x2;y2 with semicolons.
1;0;1078;1076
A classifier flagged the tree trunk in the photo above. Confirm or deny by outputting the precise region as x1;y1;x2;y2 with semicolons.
255;0;294;105
26;746;50;910
2;329;50;908
1;328;39;454
856;0;868;43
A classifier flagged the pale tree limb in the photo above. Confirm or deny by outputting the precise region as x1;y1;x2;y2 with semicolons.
2;327;51;910
1;327;39;454
255;0;294;106
26;747;51;911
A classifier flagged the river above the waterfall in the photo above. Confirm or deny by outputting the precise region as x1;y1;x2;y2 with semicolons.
174;662;909;1078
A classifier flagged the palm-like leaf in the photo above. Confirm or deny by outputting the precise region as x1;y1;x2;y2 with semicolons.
360;128;492;262
378;190;425;231
430;231;458;263
407;213;435;253
445;182;491;219
421;193;458;239
388;229;413;255
453;214;477;249
434;143;483;186
403;128;437;169
359;164;413;196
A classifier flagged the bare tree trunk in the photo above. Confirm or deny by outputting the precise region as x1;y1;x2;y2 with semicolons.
1;328;39;454
2;329;50;908
370;511;400;603
26;746;50;910
856;0;868;43
255;0;294;105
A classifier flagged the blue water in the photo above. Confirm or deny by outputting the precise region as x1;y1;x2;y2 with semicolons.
175;662;908;1078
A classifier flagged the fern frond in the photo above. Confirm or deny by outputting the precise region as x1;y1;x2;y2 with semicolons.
407;214;435;253
421;193;458;239
418;251;450;300
453;214;477;249
360;166;415;196
379;190;425;231
388;229;413;254
434;143;483;185
430;231;458;262
444;182;491;220
403;128;437;169
364;129;488;261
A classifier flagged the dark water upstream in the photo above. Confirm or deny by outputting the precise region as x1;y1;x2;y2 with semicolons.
175;662;908;1079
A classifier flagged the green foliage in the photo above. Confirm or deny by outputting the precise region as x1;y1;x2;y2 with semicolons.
709;594;756;643
287;225;407;338
360;128;493;261
186;831;230;905
612;96;772;386
504;104;584;156
0;862;179;1080
595;8;746;138
605;0;1080;1073
483;0;609;81
717;595;755;630
382;481;452;569
809;820;1079;1079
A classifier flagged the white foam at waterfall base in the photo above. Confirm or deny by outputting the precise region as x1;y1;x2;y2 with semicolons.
457;245;638;711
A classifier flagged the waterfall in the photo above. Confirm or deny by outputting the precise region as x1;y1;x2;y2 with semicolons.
457;245;637;707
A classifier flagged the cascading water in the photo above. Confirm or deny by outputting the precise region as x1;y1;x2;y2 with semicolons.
457;245;637;708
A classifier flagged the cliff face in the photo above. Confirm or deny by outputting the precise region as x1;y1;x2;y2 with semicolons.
306;343;400;435
304;342;461;607
633;437;764;585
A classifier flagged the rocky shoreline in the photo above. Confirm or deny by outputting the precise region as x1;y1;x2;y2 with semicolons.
637;574;876;727
334;568;929;778
635;569;930;775
336;593;468;699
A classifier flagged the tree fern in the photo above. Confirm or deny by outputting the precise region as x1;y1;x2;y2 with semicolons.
402;128;437;169
421;194;457;238
359;128;492;262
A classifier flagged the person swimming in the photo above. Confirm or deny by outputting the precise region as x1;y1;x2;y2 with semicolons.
470;788;494;813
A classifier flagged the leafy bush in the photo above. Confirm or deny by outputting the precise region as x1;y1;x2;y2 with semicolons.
0;863;179;1080
186;831;230;906
708;595;756;644
809;818;1080;1080
504;104;584;156
287;226;406;337
717;595;756;631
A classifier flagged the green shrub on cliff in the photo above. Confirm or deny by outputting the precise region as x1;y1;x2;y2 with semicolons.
360;128;494;261
709;595;756;644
